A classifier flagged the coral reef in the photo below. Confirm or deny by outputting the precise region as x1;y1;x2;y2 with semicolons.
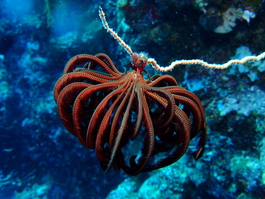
1;0;265;198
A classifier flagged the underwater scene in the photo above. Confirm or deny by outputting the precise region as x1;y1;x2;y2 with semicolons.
1;0;265;198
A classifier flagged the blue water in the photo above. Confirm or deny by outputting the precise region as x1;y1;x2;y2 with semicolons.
1;0;265;198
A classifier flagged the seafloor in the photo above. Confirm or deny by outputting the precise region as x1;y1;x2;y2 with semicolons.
1;0;265;198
